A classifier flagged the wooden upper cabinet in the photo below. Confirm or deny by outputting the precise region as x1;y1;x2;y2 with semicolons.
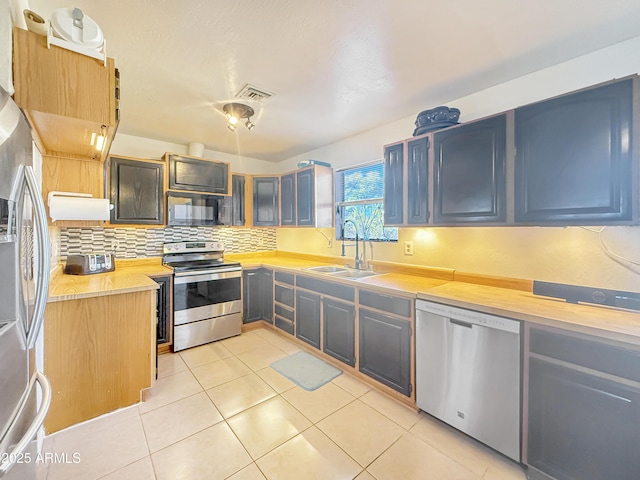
109;156;164;225
515;77;637;224
384;142;404;225
12;28;118;160
165;153;230;195
433;114;506;224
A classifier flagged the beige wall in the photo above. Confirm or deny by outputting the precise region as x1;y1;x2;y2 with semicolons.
277;227;640;291
277;35;640;292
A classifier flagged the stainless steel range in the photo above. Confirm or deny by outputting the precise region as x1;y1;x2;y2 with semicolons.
163;241;242;351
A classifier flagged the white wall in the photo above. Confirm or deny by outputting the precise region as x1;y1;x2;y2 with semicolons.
278;35;640;173
277;35;640;291
110;133;277;175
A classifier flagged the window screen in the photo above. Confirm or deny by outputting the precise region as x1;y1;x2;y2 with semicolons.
335;162;398;241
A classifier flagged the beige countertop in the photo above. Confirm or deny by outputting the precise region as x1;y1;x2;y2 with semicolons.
48;252;640;345
48;259;171;303
234;253;640;345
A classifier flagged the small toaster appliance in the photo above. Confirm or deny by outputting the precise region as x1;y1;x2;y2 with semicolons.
64;253;115;275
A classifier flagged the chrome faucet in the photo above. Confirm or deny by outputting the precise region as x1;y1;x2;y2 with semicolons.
341;219;363;270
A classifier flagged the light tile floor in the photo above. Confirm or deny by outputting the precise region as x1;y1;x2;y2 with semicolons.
38;328;528;480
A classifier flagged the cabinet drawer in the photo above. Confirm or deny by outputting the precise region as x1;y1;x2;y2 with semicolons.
275;316;294;335
275;304;294;322
296;275;355;302
274;284;294;307
529;327;640;383
359;290;412;318
275;271;295;285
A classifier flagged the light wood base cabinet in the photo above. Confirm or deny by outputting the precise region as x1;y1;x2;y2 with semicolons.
43;291;155;434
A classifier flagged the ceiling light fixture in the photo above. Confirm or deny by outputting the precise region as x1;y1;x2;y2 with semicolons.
223;103;255;132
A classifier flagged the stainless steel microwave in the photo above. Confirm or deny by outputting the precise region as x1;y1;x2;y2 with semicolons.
167;192;231;226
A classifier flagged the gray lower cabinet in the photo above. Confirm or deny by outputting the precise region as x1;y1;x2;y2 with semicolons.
526;325;640;480
296;290;321;348
274;272;295;334
359;308;411;396
153;275;172;346
243;268;272;323
322;298;355;366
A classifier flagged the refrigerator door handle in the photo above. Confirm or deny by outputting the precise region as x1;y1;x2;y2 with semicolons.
23;166;50;349
0;371;51;478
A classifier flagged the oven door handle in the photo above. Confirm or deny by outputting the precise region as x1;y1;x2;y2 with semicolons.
174;268;242;283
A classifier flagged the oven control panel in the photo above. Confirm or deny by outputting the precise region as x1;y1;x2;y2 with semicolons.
163;241;224;254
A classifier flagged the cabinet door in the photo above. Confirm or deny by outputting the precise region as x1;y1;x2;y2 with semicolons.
231;175;246;226
528;357;640;480
322;298;355;366
384;143;404;225
407;137;430;224
296;290;321;349
154;276;172;345
433;115;506;223
168;154;229;194
515;78;634;224
260;269;273;323
280;173;296;226
110;157;164;225
359;308;411;396
243;270;262;323
296;168;315;226
253;177;280;226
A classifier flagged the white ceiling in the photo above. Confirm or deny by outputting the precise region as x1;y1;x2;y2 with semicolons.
28;1;640;162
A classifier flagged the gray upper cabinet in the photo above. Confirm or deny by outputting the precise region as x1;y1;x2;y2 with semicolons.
253;177;279;226
165;153;230;195
433;114;506;224
231;174;246;226
109;156;164;225
280;173;296;226
296;168;315;226
384;142;404;225
515;77;636;225
406;136;430;224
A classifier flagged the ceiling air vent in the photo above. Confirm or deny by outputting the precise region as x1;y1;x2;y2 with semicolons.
235;84;274;102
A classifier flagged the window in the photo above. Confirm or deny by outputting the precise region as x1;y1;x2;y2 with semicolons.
335;162;398;241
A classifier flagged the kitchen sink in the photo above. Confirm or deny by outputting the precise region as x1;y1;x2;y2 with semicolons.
331;270;379;279
307;266;348;273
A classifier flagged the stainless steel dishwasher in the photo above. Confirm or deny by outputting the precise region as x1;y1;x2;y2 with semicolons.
416;300;521;462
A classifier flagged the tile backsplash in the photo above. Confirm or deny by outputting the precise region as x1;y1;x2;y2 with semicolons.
59;227;277;259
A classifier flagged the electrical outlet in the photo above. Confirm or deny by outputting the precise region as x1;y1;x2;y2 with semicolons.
404;241;414;255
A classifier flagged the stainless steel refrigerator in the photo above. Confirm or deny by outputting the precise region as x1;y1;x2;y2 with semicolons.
0;87;51;479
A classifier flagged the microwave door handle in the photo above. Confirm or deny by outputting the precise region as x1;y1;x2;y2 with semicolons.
23;166;50;349
0;371;51;478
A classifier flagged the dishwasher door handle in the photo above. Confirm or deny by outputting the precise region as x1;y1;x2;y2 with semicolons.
449;318;473;328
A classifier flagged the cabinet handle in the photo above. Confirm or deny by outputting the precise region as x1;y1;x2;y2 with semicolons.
449;318;473;328
575;383;632;404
